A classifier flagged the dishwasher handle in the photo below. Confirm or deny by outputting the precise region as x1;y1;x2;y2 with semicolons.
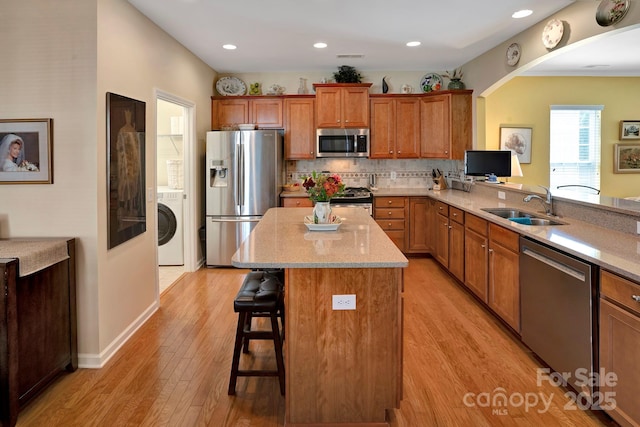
521;247;586;282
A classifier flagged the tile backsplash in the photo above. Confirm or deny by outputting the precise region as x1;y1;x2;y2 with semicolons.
286;158;464;189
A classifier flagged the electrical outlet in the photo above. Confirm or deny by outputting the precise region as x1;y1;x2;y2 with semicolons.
147;187;154;202
498;202;506;208
390;171;397;180
637;221;640;234
332;294;356;310
498;191;506;200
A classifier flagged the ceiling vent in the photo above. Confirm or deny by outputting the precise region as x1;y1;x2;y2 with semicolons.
336;54;364;59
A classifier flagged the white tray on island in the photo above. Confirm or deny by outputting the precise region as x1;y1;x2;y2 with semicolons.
304;215;342;231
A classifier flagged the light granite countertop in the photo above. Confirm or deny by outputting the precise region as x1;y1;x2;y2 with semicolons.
371;187;640;283
232;207;409;269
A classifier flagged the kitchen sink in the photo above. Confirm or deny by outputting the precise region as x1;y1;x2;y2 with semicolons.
481;208;566;226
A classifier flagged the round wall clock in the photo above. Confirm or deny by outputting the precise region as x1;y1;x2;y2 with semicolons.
542;19;564;49
506;43;521;66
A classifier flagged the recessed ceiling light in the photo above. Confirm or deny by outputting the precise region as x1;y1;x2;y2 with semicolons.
406;41;421;47
314;42;327;49
512;9;533;19
223;44;237;50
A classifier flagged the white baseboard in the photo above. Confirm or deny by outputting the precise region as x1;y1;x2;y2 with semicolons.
77;300;159;369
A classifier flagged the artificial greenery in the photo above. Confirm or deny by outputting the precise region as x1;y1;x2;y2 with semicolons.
333;65;362;83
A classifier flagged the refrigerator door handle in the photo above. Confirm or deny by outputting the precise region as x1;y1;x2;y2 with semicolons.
209;217;261;223
236;133;244;209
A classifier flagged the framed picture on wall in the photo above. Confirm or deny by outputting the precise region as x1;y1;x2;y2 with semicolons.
614;143;640;173
500;126;532;164
619;120;640;140
0;118;53;184
107;92;146;249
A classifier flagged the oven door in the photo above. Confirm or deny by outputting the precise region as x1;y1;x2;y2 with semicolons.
331;203;372;216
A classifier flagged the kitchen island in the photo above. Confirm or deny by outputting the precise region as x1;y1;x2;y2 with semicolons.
232;207;408;426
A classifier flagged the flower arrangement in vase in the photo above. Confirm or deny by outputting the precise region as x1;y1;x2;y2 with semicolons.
302;171;345;223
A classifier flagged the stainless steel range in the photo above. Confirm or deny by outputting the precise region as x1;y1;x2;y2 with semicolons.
330;187;373;215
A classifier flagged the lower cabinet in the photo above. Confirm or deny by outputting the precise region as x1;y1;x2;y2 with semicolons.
599;270;640;427
487;223;520;332
464;214;489;302
434;201;449;267
374;197;407;251
407;197;429;253
281;197;313;208
448;207;465;283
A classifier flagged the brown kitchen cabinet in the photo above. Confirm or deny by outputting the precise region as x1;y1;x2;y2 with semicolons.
284;96;315;159
407;197;429;253
434;201;449;268
420;91;472;159
374;196;407;251
211;96;283;129
448;207;465;283
281;197;313;208
487;223;520;332
369;97;420;159
314;83;371;128
599;270;640;427
464;214;489;302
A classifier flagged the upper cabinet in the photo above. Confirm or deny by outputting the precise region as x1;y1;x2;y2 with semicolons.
284;96;315;160
211;97;283;129
420;91;472;160
370;97;420;159
314;83;371;128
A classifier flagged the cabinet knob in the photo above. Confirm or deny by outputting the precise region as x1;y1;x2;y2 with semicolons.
632;295;640;302
489;248;494;253
389;150;394;154
481;244;486;248
388;200;392;204
397;150;401;154
445;151;449;154
337;119;341;123
453;213;457;217
448;226;452;229
388;211;392;215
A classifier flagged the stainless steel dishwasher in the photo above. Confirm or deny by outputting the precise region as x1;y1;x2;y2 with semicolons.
520;237;598;400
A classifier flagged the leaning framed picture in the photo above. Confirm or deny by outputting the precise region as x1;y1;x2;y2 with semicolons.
500;126;532;164
107;92;146;249
620;120;640;140
0;118;53;184
614;143;640;173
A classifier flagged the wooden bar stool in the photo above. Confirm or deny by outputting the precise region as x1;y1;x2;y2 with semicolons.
228;271;285;395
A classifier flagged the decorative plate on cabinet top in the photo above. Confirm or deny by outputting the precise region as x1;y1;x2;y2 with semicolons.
420;73;443;93
542;19;564;49
506;43;522;66
216;77;247;96
596;0;630;27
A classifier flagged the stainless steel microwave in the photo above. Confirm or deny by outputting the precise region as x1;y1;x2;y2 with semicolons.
316;128;369;158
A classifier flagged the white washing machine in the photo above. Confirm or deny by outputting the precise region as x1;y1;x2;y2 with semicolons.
157;186;184;265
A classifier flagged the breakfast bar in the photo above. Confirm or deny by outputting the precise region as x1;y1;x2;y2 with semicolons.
232;207;408;426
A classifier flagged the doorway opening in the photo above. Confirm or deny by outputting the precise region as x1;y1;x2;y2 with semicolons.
155;91;196;295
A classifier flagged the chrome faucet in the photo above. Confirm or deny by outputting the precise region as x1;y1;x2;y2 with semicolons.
523;186;554;215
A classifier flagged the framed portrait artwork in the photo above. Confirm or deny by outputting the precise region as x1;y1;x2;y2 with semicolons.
0;118;53;184
619;120;640;140
614;143;640;173
500;126;532;164
107;92;146;249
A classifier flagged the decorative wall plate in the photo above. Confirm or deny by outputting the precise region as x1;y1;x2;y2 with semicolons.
216;77;247;96
542;19;564;49
596;0;630;27
506;43;522;66
420;73;443;93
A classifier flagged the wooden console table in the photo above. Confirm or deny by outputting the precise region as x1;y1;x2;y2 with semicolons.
0;238;77;427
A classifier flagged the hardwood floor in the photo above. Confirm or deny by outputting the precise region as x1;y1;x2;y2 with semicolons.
17;258;615;426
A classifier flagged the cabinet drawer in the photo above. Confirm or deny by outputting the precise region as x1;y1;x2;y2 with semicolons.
282;198;313;208
376;219;405;231
465;213;487;236
601;270;640;316
449;207;464;224
488;223;519;252
374;208;405;220
435;201;449;216
375;197;406;209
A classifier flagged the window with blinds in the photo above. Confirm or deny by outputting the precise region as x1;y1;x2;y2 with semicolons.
549;105;603;194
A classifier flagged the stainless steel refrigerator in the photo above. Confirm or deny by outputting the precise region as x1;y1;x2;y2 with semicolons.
205;129;283;266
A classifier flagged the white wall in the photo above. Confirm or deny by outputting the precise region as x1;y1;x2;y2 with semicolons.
0;0;101;354
1;0;216;366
